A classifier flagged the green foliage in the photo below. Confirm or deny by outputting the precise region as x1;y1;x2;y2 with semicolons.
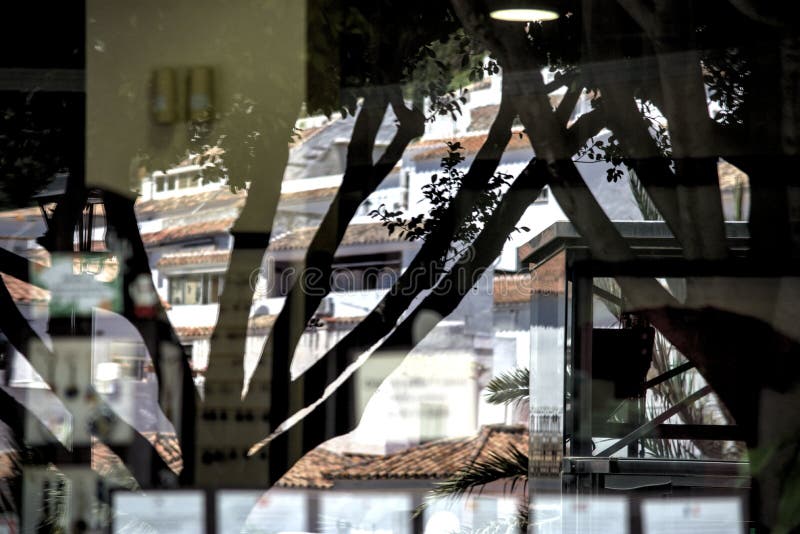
370;142;513;260
576;98;671;186
430;445;528;501
485;368;530;407
305;0;460;116
403;29;494;118
574;133;626;182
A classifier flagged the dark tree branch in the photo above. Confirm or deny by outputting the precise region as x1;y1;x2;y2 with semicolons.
0;248;43;283
650;0;728;260
0;275;173;488
102;191;200;484
202;141;290;394
261;157;547;480
36;113;86;254
244;90;428;482
554;75;585;127
599;87;683;221
0;385;68;464
270;92;517;471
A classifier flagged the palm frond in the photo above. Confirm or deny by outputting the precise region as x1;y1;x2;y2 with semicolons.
429;445;529;501
485;368;529;406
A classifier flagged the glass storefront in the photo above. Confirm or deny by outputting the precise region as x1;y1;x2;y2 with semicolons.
0;1;797;532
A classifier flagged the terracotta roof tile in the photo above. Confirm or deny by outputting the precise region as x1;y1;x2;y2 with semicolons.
6;427;556;487
1;273;49;303
175;314;277;341
468;104;500;132
135;189;244;218
90;433;371;489
175;326;215;339
174;314;360;342
276;449;377;489
329;425;533;480
269;222;404;252
157;249;231;269
92;432;184;477
281;186;339;203
411;130;532;162
142;218;236;246
135;184;337;220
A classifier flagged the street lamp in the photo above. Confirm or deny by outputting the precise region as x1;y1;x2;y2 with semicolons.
34;172;104;253
489;0;560;22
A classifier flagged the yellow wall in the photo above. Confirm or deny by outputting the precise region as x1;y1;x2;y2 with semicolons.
87;0;306;196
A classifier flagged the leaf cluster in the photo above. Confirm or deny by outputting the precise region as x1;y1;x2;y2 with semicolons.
484;368;530;407
429;445;528;501
575;133;627;182
702;47;749;126
403;29;498;121
370;141;513;260
576;98;672;183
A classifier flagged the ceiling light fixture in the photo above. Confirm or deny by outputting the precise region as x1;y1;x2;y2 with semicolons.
489;1;560;22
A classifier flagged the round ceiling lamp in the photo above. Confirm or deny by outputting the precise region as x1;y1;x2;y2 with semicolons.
489;0;560;22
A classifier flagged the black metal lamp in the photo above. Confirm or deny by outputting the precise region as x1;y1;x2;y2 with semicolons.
488;0;560;22
34;173;103;253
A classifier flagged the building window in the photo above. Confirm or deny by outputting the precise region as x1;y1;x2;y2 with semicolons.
109;341;147;380
330;253;401;292
168;274;223;305
155;175;167;192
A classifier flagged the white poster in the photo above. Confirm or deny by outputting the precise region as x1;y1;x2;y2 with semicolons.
642;498;744;534
113;490;205;533
532;495;628;534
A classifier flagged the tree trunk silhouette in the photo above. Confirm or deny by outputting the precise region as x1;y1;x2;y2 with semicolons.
259;157;547;479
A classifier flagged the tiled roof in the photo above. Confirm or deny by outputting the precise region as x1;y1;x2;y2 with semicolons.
411;130;532;162
92;432;184;477
91;433;371;489
281;186;339;203
1;273;49;303
175;326;215;339
136;189;245;218
174;314;360;342
157;249;231;269
175;314;277;340
269;222;405;251
135;186;337;220
329;425;530;480
276;449;377;489
5;427;553;488
142;218;236;246
468;104;500;132
286;107;398;181
493;274;532;305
